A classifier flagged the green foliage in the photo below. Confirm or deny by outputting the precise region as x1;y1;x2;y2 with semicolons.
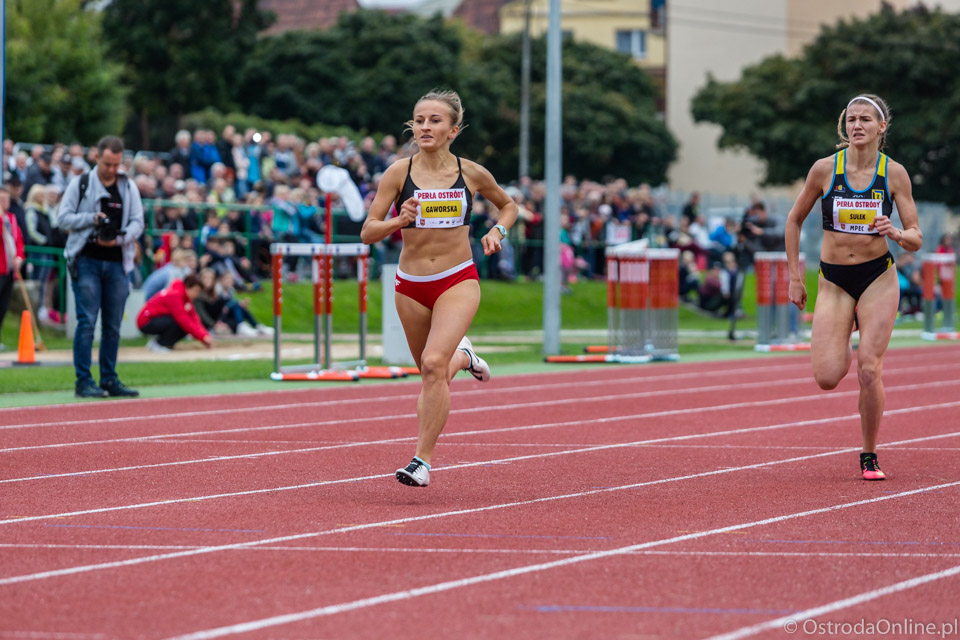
181;108;365;144
691;4;960;204
235;10;675;184
101;0;273;146
5;0;125;143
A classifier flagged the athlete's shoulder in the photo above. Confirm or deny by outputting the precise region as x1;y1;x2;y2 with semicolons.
381;156;411;184
808;154;837;179
459;157;494;183
884;156;911;185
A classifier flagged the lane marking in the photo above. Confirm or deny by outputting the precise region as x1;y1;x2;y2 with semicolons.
3;357;956;432
0;361;822;430
705;564;960;640
3;376;958;458
4;543;960;560
164;482;960;639
2;432;958;587
3;395;959;496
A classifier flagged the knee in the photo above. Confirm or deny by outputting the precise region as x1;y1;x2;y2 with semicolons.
858;361;881;388
419;351;449;382
814;371;842;391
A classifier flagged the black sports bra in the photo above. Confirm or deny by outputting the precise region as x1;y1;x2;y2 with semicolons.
396;156;473;229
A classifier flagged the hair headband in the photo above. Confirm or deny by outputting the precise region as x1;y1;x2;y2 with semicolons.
847;96;885;120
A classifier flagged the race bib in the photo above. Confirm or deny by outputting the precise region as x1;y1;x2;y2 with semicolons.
414;188;467;228
833;198;881;235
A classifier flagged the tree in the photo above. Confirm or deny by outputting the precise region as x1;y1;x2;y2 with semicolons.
235;11;676;185
5;0;125;144
691;4;960;205
101;0;273;149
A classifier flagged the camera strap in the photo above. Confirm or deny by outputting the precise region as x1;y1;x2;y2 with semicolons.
75;171;90;216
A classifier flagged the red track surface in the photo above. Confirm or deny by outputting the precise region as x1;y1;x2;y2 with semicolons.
2;345;960;639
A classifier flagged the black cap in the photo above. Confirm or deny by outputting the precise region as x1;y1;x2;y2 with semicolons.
3;171;21;185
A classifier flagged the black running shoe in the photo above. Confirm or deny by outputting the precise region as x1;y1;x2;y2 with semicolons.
101;379;140;398
860;452;886;481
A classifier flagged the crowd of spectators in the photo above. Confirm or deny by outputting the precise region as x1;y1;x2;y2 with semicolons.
3;127;958;342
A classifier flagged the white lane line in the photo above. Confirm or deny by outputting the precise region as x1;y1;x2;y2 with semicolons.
2;431;959;587
4;357;957;432
704;564;960;640
4;375;958;456
3;393;958;489
0;361;819;430
164;482;960;640
3;543;960;560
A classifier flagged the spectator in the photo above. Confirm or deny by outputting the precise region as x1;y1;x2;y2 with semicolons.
678;250;700;303
142;248;197;301
214;271;273;336
190;129;222;184
23;151;53;198
698;261;725;313
0;187;26;350
23;185;55;321
137;273;212;352
681;191;700;224
58;136;144;398
167;130;192;177
896;252;923;316
740;201;781;267
3;173;27;249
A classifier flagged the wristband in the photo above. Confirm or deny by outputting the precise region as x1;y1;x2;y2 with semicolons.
494;224;507;238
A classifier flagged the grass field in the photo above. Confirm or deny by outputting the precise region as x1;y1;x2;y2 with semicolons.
0;266;934;395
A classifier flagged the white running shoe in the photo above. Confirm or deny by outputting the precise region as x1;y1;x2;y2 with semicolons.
256;324;275;336
236;321;260;337
396;457;430;487
458;336;491;382
146;338;172;353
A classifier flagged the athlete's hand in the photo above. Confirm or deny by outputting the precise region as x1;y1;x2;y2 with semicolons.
872;214;898;239
788;279;807;310
398;197;419;228
481;229;503;256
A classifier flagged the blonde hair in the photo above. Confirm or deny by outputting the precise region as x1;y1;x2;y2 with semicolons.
836;94;891;151
404;90;466;138
26;184;46;208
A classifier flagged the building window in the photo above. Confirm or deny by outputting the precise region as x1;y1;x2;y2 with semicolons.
616;30;647;60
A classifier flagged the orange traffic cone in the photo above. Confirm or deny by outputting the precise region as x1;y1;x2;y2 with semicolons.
17;310;36;365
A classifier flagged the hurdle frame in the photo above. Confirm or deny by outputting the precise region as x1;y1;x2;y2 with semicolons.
921;252;958;341
754;251;809;352
551;241;678;364
270;242;398;381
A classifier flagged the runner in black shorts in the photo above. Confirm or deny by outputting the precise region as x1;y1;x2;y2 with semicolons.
783;94;922;480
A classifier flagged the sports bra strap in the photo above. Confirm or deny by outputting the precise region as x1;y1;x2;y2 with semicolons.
406;157;413;177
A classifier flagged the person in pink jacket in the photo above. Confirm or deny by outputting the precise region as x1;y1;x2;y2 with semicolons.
137;274;213;352
0;187;26;350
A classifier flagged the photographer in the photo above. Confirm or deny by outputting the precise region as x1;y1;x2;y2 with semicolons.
58;136;144;398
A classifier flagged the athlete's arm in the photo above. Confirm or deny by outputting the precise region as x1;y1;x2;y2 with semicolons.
785;157;832;309
878;161;922;252
360;161;415;245
464;161;519;256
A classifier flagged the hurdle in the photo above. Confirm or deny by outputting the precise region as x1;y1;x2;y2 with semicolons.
548;240;679;363
754;251;809;352
921;252;958;341
270;242;410;381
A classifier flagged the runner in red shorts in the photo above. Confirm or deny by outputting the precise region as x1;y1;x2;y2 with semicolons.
361;90;518;487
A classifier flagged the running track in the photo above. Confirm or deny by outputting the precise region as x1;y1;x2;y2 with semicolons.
2;345;960;639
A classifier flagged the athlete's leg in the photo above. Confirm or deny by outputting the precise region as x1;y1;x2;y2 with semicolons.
852;268;899;453
396;280;480;465
810;275;857;390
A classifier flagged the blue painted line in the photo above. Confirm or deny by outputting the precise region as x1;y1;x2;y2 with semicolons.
45;524;265;533
743;538;959;547
520;605;797;615
385;532;612;541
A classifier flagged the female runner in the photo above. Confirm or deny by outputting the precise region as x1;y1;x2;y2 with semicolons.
361;90;519;487
785;94;921;481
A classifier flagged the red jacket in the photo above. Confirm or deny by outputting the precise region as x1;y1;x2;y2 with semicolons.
137;279;209;342
0;211;25;275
